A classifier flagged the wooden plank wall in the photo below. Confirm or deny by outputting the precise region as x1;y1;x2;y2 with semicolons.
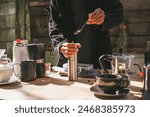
30;1;51;51
15;0;30;42
0;0;30;58
110;0;150;53
0;0;16;57
30;0;59;64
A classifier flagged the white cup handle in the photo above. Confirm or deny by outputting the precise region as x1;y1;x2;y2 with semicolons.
13;63;21;77
3;58;11;63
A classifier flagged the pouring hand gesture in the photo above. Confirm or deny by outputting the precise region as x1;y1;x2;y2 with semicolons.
60;43;81;58
87;8;105;25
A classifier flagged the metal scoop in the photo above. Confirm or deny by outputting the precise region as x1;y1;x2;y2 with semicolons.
74;22;87;35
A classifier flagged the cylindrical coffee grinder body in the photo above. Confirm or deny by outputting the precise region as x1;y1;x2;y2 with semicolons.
68;53;78;81
142;64;150;99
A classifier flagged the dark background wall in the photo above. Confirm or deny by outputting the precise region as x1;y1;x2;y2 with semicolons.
0;0;16;57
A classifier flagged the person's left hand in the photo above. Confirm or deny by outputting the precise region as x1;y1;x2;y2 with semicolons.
87;8;105;25
60;43;81;58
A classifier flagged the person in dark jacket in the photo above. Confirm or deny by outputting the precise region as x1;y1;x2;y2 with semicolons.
49;0;123;68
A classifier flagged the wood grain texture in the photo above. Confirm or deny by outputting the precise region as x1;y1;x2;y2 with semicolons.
120;0;150;11
109;23;150;36
111;36;148;46
15;0;30;40
0;2;16;16
125;11;150;23
0;0;16;3
30;1;49;7
0;29;15;41
0;72;143;100
0;15;15;28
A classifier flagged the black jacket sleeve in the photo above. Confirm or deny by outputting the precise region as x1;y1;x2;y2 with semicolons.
49;0;68;55
49;0;124;54
103;0;124;30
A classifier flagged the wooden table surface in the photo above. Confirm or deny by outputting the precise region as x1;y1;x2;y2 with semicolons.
0;71;143;100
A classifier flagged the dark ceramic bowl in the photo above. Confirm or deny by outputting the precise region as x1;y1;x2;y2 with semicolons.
96;74;129;94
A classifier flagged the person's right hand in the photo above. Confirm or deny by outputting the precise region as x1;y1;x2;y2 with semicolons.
60;43;81;58
87;8;105;25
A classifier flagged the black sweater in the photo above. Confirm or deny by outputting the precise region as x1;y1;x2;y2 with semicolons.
49;0;123;68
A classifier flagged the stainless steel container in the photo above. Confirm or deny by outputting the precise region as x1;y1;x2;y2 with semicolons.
68;53;78;81
142;64;150;100
143;64;150;91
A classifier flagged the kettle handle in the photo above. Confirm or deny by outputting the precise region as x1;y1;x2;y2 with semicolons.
99;54;112;73
3;58;11;63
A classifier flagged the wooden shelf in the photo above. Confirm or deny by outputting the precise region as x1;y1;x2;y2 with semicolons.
30;1;49;7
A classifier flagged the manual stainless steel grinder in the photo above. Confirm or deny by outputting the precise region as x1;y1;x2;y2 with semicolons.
142;41;150;99
68;43;78;81
68;53;78;81
142;64;150;99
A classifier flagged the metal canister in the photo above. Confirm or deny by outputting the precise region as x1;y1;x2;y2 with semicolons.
68;53;78;81
143;64;150;91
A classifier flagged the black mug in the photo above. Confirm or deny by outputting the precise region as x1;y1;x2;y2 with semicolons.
14;60;36;81
96;74;130;94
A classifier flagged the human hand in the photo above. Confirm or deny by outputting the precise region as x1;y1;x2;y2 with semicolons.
87;8;105;25
60;43;81;58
